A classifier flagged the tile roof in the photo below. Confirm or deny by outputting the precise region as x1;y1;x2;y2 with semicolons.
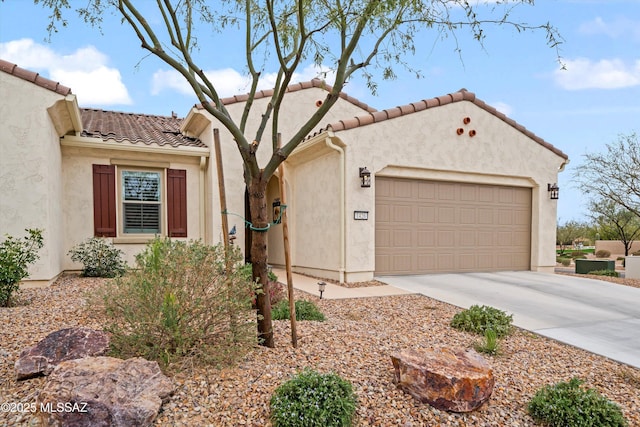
310;88;568;160
80;109;206;148
215;78;377;113
0;59;72;96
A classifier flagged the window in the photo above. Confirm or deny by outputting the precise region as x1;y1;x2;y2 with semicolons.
122;170;161;234
92;164;187;238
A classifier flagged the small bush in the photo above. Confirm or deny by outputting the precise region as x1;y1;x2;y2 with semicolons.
68;237;127;277
270;369;357;427
595;249;611;258
474;328;500;355
528;378;628;427
240;263;285;307
94;237;257;368
450;305;513;338
272;299;325;321
561;258;571;266
570;251;587;259
0;229;44;307
588;269;619;277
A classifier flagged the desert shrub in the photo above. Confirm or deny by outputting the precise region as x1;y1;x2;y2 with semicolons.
588;269;619;277
95;237;257;368
68;237;127;277
632;250;640;256
474;328;500;355
270;369;357;427
528;378;627;427
570;251;587;259
560;258;571;266
272;299;325;321
450;304;513;338
0;229;44;307
595;249;611;258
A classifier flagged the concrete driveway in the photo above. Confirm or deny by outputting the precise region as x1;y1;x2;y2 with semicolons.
379;271;640;368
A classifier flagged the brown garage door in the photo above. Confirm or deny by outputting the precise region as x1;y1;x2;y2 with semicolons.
375;178;531;275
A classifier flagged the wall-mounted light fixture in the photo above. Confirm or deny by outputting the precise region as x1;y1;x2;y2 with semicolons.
272;198;282;224
318;281;326;299
548;183;559;200
359;167;371;188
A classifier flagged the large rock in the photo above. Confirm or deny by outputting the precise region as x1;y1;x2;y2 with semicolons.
391;348;494;412
15;327;110;380
37;356;174;427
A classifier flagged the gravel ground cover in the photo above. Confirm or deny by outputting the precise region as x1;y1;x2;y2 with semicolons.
1;274;639;427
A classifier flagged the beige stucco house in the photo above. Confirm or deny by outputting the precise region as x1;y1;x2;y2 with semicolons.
1;59;568;285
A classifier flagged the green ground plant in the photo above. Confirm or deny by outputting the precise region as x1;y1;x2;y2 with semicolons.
0;229;44;307
450;304;513;337
595;249;611;258
94;237;257;369
474;328;500;355
272;299;325;321
528;378;628;427
588;269;619;277
68;237;127;277
270;369;357;427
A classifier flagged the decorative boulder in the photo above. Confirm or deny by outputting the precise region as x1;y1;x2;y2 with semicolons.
15;327;110;380
391;348;494;412
37;356;174;427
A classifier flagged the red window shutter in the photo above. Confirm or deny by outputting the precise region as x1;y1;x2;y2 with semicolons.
167;169;187;237
92;164;116;237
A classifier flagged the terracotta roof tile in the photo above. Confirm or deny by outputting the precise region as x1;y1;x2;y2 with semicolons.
0;59;72;96
216;78;377;113
80;109;206;148
310;88;568;160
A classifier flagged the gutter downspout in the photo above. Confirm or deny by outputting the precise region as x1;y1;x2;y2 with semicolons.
324;136;346;284
200;156;207;243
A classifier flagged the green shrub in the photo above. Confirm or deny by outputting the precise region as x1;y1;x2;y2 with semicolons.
68;237;127;277
272;299;325;321
561;258;571;266
570;251;587;259
528;378;628;427
270;369;357;427
474;328;500;355
94;237;257;368
595;249;611;258
588;269;619;277
450;304;513;338
0;229;44;307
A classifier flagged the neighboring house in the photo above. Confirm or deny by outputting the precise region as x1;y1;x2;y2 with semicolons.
0;59;568;285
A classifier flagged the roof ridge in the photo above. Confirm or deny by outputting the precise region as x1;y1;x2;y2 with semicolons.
0;58;72;96
319;88;568;160
80;107;182;120
210;78;377;113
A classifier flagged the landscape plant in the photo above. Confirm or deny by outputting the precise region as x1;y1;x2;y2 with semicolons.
68;237;127;277
474;328;499;356
272;299;325;322
0;228;44;307
450;304;513;338
95;237;257;368
587;270;619;278
528;378;628;427
270;369;357;427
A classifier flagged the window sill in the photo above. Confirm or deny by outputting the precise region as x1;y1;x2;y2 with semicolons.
112;236;159;244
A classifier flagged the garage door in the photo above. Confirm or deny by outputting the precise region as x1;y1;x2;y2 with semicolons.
375;178;531;275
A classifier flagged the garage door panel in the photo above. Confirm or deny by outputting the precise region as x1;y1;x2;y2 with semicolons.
376;178;531;275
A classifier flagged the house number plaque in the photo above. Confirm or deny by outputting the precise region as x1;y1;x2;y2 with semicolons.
354;211;369;220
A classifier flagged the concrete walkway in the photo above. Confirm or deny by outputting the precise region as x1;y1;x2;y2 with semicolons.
271;268;413;299
379;271;640;369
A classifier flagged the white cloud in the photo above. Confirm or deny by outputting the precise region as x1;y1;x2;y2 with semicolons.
0;38;132;105
151;63;336;98
579;16;640;42
491;102;513;116
553;58;640;90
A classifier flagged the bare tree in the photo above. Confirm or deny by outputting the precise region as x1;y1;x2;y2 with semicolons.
589;198;640;257
36;0;562;348
575;132;640;219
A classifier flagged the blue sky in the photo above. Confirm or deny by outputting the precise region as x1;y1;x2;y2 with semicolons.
1;0;639;223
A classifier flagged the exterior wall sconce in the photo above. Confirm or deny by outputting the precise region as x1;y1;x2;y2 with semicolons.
272;198;281;224
359;167;371;188
548;183;559;200
318;281;326;299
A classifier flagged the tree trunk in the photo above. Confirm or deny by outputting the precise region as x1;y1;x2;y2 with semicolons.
248;176;274;348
